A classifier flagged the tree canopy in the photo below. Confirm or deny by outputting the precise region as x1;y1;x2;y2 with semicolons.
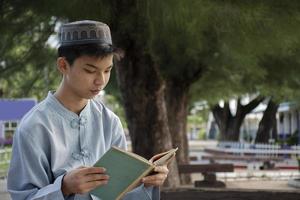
2;0;300;185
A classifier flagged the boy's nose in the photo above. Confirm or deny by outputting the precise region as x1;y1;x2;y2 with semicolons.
94;73;105;85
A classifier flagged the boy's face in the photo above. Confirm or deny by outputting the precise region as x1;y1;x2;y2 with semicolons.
58;54;113;100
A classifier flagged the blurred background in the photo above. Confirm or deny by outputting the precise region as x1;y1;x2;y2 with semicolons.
1;0;300;199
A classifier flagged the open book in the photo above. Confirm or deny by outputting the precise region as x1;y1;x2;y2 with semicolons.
90;146;178;200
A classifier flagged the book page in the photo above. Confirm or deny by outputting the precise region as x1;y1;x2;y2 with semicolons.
92;147;154;200
152;147;178;166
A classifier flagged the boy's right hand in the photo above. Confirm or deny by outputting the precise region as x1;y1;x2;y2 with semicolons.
62;166;109;196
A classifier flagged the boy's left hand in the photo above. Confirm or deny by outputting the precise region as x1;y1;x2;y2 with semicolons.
142;165;169;187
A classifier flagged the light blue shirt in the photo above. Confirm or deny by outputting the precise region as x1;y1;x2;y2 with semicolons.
7;92;159;200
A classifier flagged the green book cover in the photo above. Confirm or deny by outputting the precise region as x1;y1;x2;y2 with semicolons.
90;146;154;200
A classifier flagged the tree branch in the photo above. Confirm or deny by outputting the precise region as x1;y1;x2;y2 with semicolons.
242;95;265;115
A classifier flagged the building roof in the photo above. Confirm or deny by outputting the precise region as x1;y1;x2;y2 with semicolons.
251;102;297;114
0;99;36;121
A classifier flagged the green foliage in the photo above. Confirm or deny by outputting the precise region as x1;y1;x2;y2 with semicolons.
105;94;127;128
187;106;209;140
0;47;60;99
0;147;12;177
188;114;204;126
2;0;300;115
286;130;300;146
188;1;300;105
198;129;207;140
0;1;59;100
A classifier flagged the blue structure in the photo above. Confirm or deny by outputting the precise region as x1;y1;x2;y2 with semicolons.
0;99;37;121
0;99;36;145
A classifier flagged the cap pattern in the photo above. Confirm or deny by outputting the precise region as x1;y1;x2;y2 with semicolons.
59;20;112;47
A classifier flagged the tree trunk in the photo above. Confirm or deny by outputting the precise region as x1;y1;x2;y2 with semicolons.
165;81;190;184
115;46;180;187
212;102;232;140
212;96;264;141
110;0;180;187
255;99;279;143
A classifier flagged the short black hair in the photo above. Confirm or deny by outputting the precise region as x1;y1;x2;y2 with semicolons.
58;43;123;65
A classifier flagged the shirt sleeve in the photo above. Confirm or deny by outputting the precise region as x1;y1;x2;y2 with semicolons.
111;117;160;200
110;117;127;149
7;128;66;200
122;184;160;200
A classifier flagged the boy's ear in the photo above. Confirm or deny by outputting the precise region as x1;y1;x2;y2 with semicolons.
57;57;70;74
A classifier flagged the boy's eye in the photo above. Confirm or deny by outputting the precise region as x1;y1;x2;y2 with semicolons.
84;69;96;73
104;69;111;73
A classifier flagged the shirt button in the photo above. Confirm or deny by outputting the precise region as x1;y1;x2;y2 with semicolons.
72;152;82;160
79;116;87;126
81;148;90;157
70;119;79;129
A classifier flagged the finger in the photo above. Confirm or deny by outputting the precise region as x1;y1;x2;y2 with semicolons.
143;173;167;183
86;179;109;189
85;174;110;182
154;166;169;174
149;154;163;162
76;180;109;194
143;178;164;187
80;167;107;175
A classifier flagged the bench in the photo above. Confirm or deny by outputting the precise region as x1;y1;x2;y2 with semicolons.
161;188;300;200
178;163;234;188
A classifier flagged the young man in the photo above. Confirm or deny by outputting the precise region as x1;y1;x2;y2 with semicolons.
7;20;169;200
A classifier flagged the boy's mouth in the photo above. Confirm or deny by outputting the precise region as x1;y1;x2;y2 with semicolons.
91;89;101;95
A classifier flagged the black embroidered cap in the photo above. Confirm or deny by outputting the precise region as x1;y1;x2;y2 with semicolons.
59;20;112;47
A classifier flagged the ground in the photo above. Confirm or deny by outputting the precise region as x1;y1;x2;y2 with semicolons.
1;178;299;200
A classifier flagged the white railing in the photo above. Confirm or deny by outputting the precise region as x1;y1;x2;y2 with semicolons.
217;142;300;158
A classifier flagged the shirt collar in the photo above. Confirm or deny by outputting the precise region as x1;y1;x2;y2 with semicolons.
46;91;90;122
